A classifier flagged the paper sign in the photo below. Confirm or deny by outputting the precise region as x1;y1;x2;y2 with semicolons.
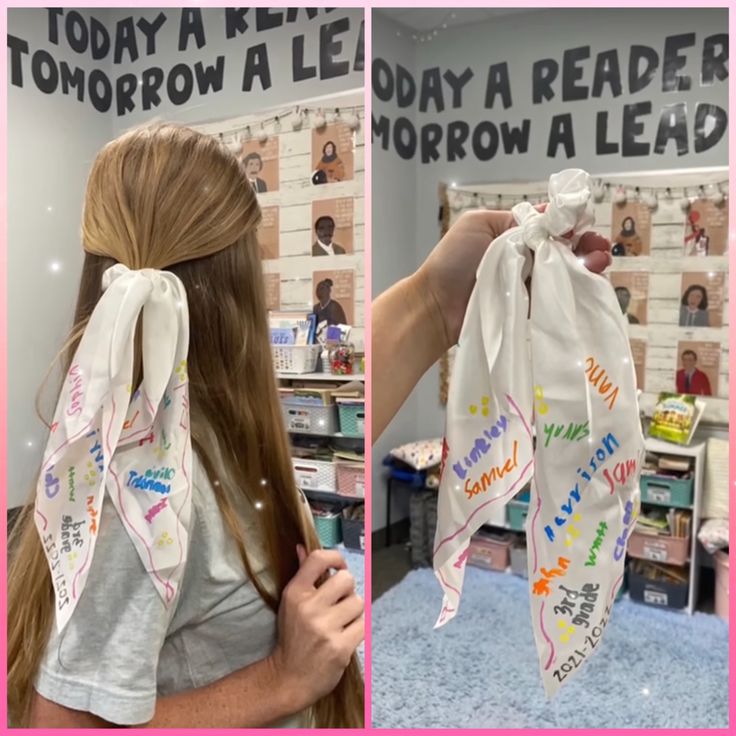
312;198;354;255
679;272;724;328
264;273;280;312
611;201;652;256
609;272;648;325
240;136;280;193
313;269;355;326
676;340;720;396
259;206;280;260
629;339;647;391
312;123;354;184
683;198;728;256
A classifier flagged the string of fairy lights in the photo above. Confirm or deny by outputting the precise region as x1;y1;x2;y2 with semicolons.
447;179;729;213
213;104;362;153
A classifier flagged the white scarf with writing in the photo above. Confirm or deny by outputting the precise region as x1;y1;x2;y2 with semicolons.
35;264;193;632
434;169;644;696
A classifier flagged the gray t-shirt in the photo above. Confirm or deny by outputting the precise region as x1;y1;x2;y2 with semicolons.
34;456;305;727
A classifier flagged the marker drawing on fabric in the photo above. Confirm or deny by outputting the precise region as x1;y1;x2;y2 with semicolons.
110;465;177;603
434;460;533;557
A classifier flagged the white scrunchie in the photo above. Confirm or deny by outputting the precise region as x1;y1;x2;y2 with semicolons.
35;264;193;632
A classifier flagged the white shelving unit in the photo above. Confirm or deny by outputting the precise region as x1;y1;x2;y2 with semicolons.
277;372;364;382
480;437;706;614
641;437;706;615
279;371;365;506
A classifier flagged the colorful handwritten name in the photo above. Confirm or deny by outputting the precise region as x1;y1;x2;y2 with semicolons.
603;458;638;495
127;468;175;495
464;440;519;499
44;466;60;499
452;415;509;481
68;466;76;502
544;432;620;542
584;522;608;566
585;357;619;410
532;556;570;596
542;420;590;448
66;365;84;417
613;500;638;561
145;497;169;524
86;495;98;534
89;438;104;473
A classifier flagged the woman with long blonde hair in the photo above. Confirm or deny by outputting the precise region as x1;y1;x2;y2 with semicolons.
7;123;364;728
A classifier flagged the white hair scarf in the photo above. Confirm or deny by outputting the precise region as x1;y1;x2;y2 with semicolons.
35;264;193;633
434;169;645;696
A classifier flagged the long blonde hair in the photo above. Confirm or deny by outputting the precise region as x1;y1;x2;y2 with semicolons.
7;123;363;727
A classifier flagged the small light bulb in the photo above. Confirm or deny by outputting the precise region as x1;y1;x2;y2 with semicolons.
46;205;53;213
49;260;61;273
255;501;263;510
26;440;33;448
260;478;267;486
641;687;650;696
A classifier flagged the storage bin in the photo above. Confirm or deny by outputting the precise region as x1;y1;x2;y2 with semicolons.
467;534;512;571
507;500;530;532
272;344;321;374
510;543;528;578
292;458;336;492
282;401;338;435
628;566;688;610
342;516;364;551
336;462;365;498
714;550;729;622
640;474;693;508
313;512;342;548
337;403;365;437
628;531;689;566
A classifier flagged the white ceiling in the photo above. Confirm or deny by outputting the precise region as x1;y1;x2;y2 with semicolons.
376;8;533;33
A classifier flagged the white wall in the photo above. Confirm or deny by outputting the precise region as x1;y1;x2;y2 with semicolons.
371;7;729;529
7;8;112;508
371;12;420;533
7;7;364;508
107;7;364;133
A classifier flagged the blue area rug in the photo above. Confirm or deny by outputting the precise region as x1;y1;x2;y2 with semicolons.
371;566;728;728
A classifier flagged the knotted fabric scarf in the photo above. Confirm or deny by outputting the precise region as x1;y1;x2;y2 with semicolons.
434;169;644;696
35;264;193;633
